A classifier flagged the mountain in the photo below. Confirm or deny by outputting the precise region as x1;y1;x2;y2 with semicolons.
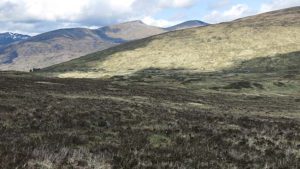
0;21;166;71
166;20;209;31
42;7;300;78
0;32;30;47
0;28;114;70
98;20;167;41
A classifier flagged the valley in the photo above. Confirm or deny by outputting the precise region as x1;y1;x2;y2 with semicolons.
0;6;299;169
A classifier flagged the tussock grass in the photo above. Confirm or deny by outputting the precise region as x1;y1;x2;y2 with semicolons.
0;71;300;168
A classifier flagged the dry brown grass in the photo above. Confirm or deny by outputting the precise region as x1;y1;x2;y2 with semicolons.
0;71;300;168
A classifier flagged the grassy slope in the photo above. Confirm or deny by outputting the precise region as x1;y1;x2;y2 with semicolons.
42;7;300;78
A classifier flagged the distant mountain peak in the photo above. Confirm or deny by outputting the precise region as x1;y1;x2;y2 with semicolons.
2;32;30;39
166;20;209;31
111;20;147;26
95;20;166;42
127;20;144;24
0;32;30;47
182;20;208;24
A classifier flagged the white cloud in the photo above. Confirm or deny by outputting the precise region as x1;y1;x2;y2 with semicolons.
260;0;300;13
223;4;250;18
209;0;231;9
0;0;197;34
203;4;252;23
25;0;88;21
204;0;299;24
159;0;197;8
0;0;137;22
0;0;198;22
142;16;180;27
3;0;298;35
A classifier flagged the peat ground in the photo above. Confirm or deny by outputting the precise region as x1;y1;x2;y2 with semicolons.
0;71;300;168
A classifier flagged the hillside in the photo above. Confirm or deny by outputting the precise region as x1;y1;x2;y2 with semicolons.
43;7;300;78
0;32;30;48
0;21;166;71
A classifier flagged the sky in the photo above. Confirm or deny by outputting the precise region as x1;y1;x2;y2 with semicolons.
0;0;299;35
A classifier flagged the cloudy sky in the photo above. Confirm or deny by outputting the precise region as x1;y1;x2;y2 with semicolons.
0;0;299;35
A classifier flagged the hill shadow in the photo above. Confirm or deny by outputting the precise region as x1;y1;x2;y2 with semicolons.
126;51;300;77
112;51;300;90
225;51;300;73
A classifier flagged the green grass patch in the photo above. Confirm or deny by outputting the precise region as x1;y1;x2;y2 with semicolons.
149;134;172;148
